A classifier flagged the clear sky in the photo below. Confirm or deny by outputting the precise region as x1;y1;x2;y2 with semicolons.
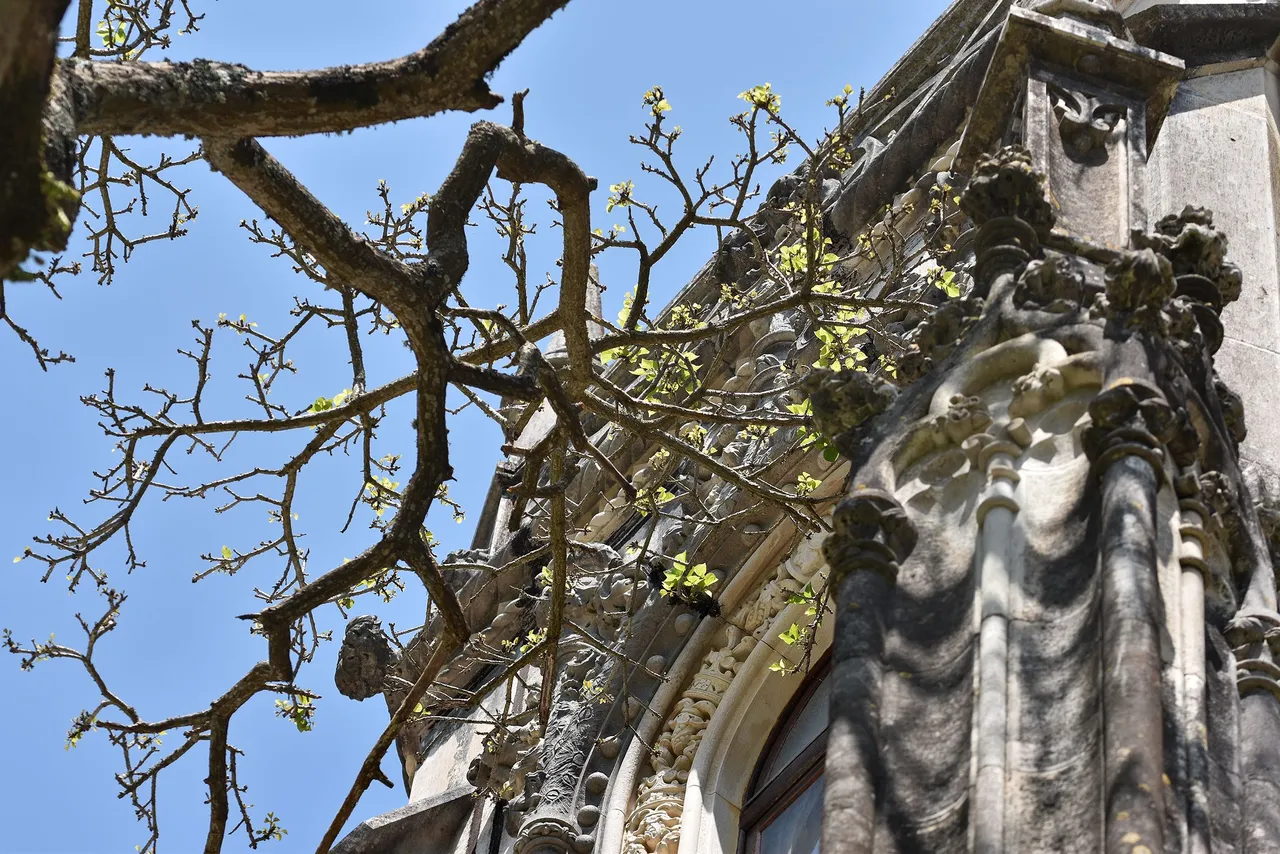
0;1;952;851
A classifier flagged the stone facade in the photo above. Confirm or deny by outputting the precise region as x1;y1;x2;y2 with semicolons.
333;2;1280;853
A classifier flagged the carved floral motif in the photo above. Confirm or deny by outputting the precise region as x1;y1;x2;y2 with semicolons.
1049;85;1124;157
1014;251;1088;311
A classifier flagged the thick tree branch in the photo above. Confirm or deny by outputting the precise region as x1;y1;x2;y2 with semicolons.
203;138;421;311
0;0;76;280
67;0;572;138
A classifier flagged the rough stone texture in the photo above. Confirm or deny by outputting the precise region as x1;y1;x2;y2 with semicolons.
335;616;400;702
332;786;475;854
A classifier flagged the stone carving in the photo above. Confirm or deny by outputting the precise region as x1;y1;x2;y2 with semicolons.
469;719;544;800
1098;248;1176;333
1226;608;1280;699
1128;206;1243;353
622;532;827;854
1013;251;1088;311
802;369;898;456
823;489;917;585
896;297;985;383
1082;381;1175;470
958;145;1056;235
1132;206;1243;308
1009;364;1066;418
930;394;994;448
1215;374;1248;446
1049;84;1124;157
335;615;400;702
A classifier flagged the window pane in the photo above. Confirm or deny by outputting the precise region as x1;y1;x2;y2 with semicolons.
759;774;823;854
765;677;830;782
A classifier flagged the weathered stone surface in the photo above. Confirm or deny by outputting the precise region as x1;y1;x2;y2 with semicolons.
335;615;400;702
332;786;474;854
1149;67;1280;357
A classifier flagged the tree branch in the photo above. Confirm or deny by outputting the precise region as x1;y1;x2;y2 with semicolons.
68;0;572;138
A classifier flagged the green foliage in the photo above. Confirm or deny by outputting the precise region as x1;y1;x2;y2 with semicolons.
606;180;634;213
307;388;352;414
778;622;804;646
793;472;822;497
927;264;961;298
643;86;672;118
739;82;781;113
273;693;316;733
661;552;717;599
97;19;129;46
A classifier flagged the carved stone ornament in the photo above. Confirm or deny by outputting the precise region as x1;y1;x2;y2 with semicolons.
468;718;544;800
802;369;898;455
958;145;1056;235
931;394;994;447
1226;608;1280;700
896;297;985;384
1082;381;1175;472
1009;364;1066;418
1131;206;1243;309
1099;247;1175;332
623;533;827;854
1049;84;1124;157
823;490;917;585
1013;251;1088;311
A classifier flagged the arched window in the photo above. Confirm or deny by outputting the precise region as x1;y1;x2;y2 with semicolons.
739;658;829;854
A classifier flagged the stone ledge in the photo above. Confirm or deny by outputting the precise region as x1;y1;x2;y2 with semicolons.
332;785;475;854
1128;3;1280;67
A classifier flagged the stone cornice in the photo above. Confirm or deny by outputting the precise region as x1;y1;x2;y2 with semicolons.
1127;3;1280;68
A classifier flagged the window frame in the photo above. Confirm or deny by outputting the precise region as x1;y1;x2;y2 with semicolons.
738;655;830;854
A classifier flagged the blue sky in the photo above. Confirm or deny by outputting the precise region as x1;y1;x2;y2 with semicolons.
0;1;951;851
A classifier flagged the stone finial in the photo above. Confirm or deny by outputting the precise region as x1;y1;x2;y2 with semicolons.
801;369;898;455
958;145;1056;235
335;615;400;701
1131;206;1242;309
1101;248;1175;330
823;489;917;585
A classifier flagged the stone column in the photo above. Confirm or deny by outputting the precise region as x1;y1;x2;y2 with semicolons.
1225;607;1280;854
1174;486;1213;854
1084;381;1174;854
820;490;917;854
967;436;1023;854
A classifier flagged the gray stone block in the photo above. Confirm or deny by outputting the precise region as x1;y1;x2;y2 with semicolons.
332;786;475;854
1217;337;1280;472
1150;68;1280;355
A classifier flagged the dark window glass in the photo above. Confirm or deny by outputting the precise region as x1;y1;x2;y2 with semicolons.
740;658;829;854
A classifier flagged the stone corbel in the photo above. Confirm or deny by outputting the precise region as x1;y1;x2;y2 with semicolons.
955;0;1183;249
